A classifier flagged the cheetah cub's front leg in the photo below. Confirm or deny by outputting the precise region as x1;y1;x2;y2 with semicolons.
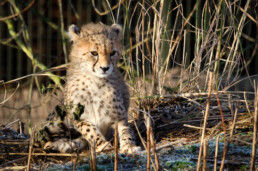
75;121;113;152
117;120;141;153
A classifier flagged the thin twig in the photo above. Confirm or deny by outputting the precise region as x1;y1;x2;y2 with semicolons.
0;153;89;157
197;72;213;171
72;153;78;171
214;135;219;171
90;140;97;171
146;116;151;171
5;119;20;128
202;139;208;171
0;157;27;166
128;145;141;171
0;0;35;21
250;87;258;171
220;103;239;171
183;124;213;131
244;91;252;117
215;92;227;171
150;127;159;171
27;129;34;171
114;123;118;171
0;83;20;105
215;93;226;133
58;0;68;64
130;90;255;101
132;115;147;150
91;0;121;15
104;0;115;23
132;108;158;171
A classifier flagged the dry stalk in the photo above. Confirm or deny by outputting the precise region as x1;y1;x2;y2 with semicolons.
90;140;97;171
0;166;27;170
128;145;141;171
215;93;226;133
221;0;251;83
196;72;213;171
180;30;187;92
133;117;147;150
202;139;208;171
72;153;78;171
146;116;151;171
130;91;254;101
244;91;252;117
18;121;23;135
220;103;238;171
132;109;156;169
215;92;227;171
150;123;159;170
1;156;27;166
0;152;89;157
183;124;213;131
114;123;118;171
91;0;120;16
26;129;34;171
57;0;68;64
214;135;219;171
5;119;20;128
0;0;34;21
250;88;258;171
0;83;19;105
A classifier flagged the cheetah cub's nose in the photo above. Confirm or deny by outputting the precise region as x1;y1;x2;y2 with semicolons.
100;66;110;73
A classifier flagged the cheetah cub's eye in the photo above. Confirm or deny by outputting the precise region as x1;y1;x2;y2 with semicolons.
90;51;99;57
110;51;117;57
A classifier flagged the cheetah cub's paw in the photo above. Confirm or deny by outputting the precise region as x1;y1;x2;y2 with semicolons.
120;144;141;154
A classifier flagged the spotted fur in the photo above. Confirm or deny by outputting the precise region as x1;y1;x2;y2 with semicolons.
44;23;140;153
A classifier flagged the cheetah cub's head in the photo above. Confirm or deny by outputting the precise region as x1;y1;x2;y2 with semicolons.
68;23;123;78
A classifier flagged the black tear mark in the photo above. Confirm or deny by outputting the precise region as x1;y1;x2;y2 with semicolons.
92;56;99;72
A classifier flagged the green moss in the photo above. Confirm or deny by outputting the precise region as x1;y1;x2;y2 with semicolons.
55;105;67;121
172;161;195;170
73;103;85;120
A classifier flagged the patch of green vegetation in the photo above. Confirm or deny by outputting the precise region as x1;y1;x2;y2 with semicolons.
185;145;197;153
240;165;249;170
163;86;178;94
171;161;195;170
165;161;173;167
55;105;67;121
41;83;59;95
73;103;85;120
34;126;48;142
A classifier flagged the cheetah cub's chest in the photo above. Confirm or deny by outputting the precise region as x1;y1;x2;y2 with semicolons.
65;73;126;132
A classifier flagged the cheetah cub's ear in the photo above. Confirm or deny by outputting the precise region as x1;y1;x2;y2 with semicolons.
68;24;81;43
111;24;122;39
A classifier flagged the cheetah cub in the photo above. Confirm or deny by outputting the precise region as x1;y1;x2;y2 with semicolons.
44;23;141;154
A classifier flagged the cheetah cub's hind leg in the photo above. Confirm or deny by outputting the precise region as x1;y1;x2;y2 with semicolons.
43;121;113;153
43;122;87;153
44;137;87;153
75;121;113;152
117;120;141;153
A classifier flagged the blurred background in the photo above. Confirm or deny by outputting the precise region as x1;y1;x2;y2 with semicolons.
0;0;257;81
